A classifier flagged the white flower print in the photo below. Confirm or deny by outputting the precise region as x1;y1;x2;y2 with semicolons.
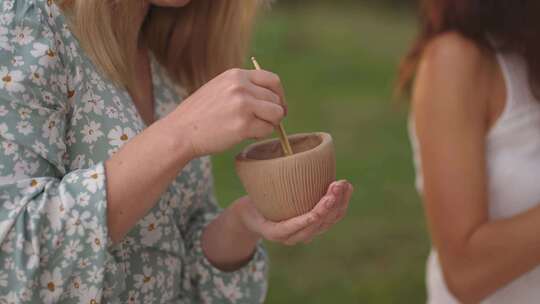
40;268;64;304
0;272;7;287
77;285;101;304
17;107;31;119
2;140;17;155
82;165;104;193
11;56;23;67
107;126;135;147
111;96;124;109
87;266;104;284
156;100;177;118
41;90;55;105
214;277;243;302
3;0;14;11
104;106;118;119
143;294;156;303
0;25;11;51
29;65;46;86
0;292;18;304
75;192;90;207
16;120;33;135
42;114;62;145
68;153;84;169
30;42;58;68
68;274;86;297
66;209;91;236
81;121;103;144
134;266;156;294
82;91;105;115
23;240;39;269
78;258;90;270
195;262;210;284
252;260;266;282
13;26;34;45
126;290;140;304
32;140;47;156
139;213;163;247
0;67;24;93
4;257;14;270
86;228;105;253
0;123;14;140
0;105;7;116
19;287;33;302
63;240;83;260
0;12;13;25
45;193;74;231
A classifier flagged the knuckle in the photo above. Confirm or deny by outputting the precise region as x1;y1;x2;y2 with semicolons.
227;68;243;78
269;72;281;85
234;117;249;134
229;83;248;98
234;97;250;110
273;105;285;119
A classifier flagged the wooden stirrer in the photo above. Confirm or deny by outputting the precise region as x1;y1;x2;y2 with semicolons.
251;57;294;156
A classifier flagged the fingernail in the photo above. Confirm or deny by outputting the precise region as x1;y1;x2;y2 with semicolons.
332;184;342;195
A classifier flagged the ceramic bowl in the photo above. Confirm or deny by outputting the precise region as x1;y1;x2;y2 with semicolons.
235;132;336;221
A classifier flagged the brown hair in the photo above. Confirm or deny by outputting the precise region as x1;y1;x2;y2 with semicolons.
398;0;540;96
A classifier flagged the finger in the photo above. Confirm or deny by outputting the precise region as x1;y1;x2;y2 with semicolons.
249;84;281;106
283;195;336;242
250;99;285;126
318;180;346;218
316;182;354;235
246;118;275;140
283;221;324;246
288;183;354;244
325;180;349;216
260;210;318;242
248;70;287;109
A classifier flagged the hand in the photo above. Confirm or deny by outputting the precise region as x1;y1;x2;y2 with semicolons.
233;180;354;245
170;68;287;158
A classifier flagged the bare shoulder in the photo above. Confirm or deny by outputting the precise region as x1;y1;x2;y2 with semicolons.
413;32;494;122
423;32;487;69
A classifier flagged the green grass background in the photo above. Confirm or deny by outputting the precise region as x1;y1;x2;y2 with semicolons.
212;2;430;303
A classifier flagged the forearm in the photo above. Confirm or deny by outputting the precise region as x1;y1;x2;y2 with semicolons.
201;201;261;271
443;204;540;302
105;113;194;243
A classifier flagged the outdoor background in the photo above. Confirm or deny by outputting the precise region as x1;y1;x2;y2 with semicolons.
212;1;429;303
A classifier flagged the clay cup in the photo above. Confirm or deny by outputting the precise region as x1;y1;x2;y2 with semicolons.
235;132;336;221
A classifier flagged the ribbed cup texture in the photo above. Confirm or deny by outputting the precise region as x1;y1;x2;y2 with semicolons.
236;133;336;221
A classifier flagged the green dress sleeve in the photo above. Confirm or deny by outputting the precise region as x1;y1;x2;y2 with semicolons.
0;2;123;303
178;157;269;303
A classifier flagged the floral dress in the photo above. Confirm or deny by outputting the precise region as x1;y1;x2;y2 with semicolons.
0;0;268;303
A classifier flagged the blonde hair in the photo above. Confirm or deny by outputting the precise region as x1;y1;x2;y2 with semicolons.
57;1;259;94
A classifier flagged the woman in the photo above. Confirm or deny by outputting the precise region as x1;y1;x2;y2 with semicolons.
401;0;540;303
0;0;353;302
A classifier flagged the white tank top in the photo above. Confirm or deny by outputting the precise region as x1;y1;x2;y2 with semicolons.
409;51;540;303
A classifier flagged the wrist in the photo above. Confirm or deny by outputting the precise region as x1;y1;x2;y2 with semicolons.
228;199;261;243
158;111;197;162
